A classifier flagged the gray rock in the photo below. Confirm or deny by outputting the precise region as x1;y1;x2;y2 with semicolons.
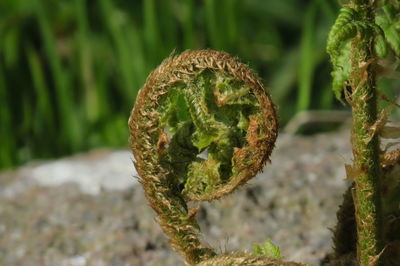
0;129;353;265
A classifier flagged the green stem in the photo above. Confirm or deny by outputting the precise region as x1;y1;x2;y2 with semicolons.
349;1;383;264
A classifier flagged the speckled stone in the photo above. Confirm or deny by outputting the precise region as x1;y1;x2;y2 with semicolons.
0;129;353;265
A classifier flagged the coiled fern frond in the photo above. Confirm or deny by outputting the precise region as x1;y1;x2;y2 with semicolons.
129;50;301;265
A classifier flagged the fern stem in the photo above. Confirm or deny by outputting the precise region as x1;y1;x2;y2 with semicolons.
349;1;383;264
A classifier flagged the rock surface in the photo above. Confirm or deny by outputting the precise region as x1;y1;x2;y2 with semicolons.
0;129;353;266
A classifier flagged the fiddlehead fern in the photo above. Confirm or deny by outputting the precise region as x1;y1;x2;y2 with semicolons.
327;1;400;103
129;50;302;265
327;5;389;102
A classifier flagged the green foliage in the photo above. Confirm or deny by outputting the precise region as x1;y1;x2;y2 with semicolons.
0;0;342;169
376;4;400;57
331;43;352;102
253;239;282;259
327;2;400;102
327;7;386;65
327;7;358;65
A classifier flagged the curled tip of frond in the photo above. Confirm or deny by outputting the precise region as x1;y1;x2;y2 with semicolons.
130;49;278;201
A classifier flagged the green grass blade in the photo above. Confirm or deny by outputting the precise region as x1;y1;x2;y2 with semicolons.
204;0;223;49
34;0;80;151
143;0;162;60
127;24;146;95
224;0;239;50
320;84;334;109
99;0;136;102
270;48;299;104
91;39;112;120
0;63;15;169
26;46;55;133
297;1;317;111
75;0;99;122
183;0;194;49
3;28;20;69
159;0;177;52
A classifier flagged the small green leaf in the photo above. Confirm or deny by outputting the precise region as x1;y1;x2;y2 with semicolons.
253;239;282;259
331;43;351;102
192;130;217;150
376;6;400;57
375;34;388;57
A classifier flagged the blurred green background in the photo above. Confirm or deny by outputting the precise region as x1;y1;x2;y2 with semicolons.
0;0;343;170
